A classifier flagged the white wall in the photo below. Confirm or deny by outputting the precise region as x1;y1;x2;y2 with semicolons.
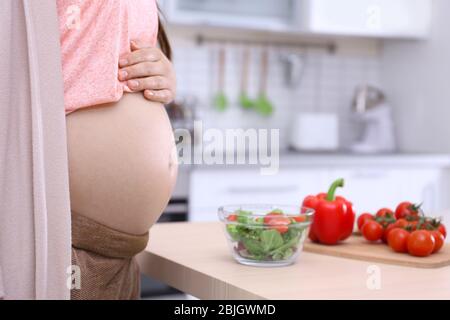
169;26;381;149
381;0;450;152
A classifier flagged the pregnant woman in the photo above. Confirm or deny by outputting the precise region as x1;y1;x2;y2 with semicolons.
57;0;178;299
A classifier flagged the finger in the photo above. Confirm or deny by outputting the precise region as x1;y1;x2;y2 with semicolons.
144;89;173;104
130;40;141;51
126;76;169;92
130;39;148;51
119;47;162;67
119;61;165;81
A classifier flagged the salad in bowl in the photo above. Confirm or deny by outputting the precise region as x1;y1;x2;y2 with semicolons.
218;205;314;267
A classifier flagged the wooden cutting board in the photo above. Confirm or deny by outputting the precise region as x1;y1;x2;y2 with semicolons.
303;235;450;268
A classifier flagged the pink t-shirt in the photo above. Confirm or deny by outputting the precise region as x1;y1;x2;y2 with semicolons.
56;0;159;113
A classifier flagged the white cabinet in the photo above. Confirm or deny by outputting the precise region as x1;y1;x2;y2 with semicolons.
189;168;326;221
160;0;431;39
160;0;298;32
189;165;447;222
325;168;442;214
301;0;431;38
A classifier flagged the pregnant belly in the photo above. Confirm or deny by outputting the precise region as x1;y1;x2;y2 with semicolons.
66;92;178;235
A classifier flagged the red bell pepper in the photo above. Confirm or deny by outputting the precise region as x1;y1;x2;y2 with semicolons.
302;178;355;245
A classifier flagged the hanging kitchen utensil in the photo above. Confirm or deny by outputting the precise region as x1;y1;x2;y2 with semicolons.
280;52;306;88
213;47;228;111
239;47;254;109
255;48;274;116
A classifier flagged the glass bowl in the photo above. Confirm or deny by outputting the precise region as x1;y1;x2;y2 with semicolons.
218;204;314;267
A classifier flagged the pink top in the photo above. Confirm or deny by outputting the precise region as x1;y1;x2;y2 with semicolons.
56;0;159;113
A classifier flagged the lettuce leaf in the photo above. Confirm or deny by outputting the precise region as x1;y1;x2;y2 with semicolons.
260;229;284;252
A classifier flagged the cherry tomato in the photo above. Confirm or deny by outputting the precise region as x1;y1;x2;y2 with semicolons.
357;213;374;231
416;217;434;230
382;223;398;243
395;201;421;220
430;230;445;253
383;218;409;242
395;218;409;229
405;215;420;222
376;208;395;219
438;224;447;239
375;208;396;230
387;228;410;253
362;221;383;242
267;217;290;234
227;214;237;222
263;211;283;224
406;221;418;232
407;230;435;257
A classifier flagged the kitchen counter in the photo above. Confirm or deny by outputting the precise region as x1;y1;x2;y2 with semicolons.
137;222;450;300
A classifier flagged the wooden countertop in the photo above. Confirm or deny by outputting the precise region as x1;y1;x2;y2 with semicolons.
137;222;450;300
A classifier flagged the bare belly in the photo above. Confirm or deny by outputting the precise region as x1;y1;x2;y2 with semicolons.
66;92;178;235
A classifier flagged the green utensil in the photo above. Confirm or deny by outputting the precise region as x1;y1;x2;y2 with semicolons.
214;48;228;111
255;93;273;116
214;92;228;111
239;48;255;110
239;93;254;109
255;49;274;116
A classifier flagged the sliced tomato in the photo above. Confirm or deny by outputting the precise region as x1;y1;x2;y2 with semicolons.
263;211;283;224
227;214;237;222
292;215;307;223
267;217;290;234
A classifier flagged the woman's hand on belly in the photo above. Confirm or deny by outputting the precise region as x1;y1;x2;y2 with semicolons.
66;93;178;235
119;41;176;105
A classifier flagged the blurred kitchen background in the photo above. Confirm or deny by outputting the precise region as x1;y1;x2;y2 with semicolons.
142;0;450;297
